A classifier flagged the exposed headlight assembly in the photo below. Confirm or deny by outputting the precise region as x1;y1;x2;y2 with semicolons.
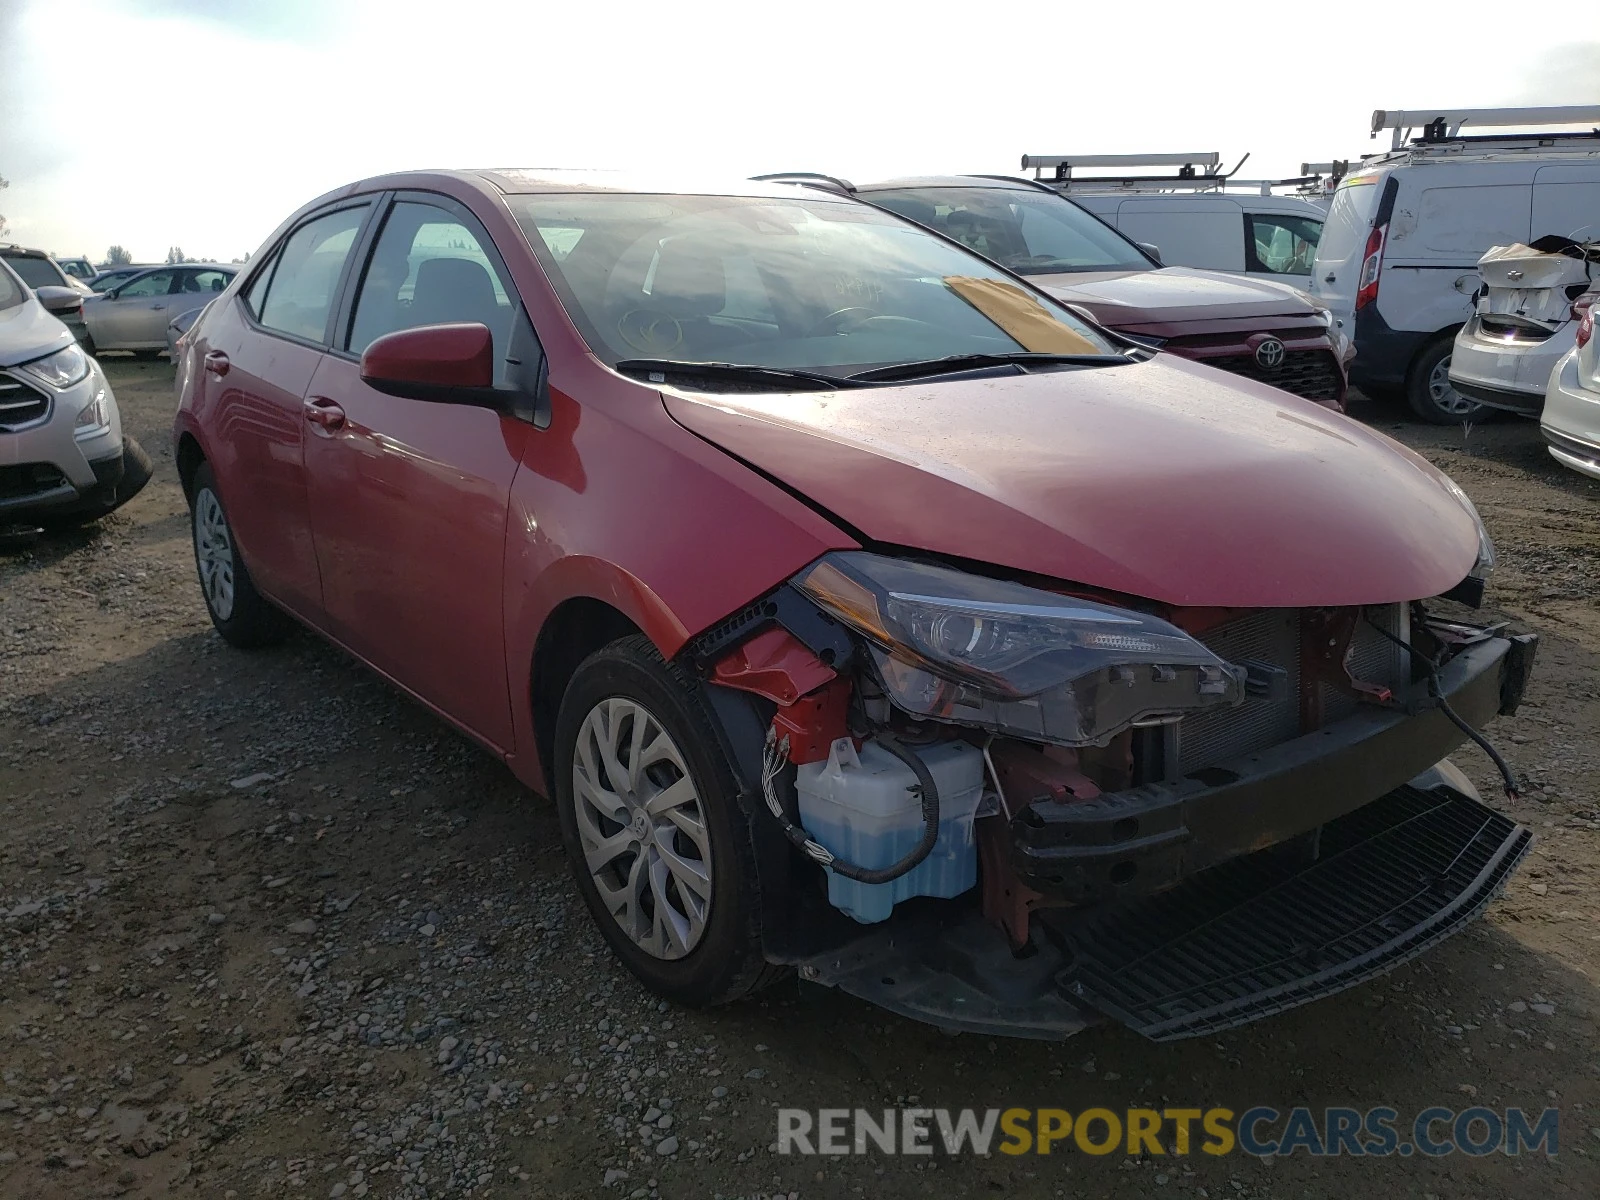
19;343;91;390
795;552;1245;747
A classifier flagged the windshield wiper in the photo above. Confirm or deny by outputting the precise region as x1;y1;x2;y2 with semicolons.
847;351;1121;383
614;359;862;391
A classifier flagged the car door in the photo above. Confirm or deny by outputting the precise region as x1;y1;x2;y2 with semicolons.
200;203;374;618
95;268;176;347
301;193;535;751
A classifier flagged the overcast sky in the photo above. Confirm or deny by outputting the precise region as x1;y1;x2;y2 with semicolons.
2;0;1597;263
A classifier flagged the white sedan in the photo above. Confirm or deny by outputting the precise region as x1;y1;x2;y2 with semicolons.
1542;294;1600;479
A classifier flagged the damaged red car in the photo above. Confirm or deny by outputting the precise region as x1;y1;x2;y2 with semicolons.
173;171;1537;1041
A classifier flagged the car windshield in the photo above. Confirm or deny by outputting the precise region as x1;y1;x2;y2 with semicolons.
1314;180;1381;266
865;186;1153;276
510;192;1121;379
2;254;67;289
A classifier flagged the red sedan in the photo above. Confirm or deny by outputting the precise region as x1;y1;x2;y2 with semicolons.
174;170;1534;1041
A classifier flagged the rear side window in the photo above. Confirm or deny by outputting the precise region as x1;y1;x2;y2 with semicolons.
255;207;368;343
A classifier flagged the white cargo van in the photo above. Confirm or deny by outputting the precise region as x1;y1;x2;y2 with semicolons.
1309;106;1600;423
1020;153;1331;289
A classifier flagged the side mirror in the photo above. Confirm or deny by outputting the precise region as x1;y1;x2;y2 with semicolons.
359;322;499;406
1137;242;1163;265
34;285;84;316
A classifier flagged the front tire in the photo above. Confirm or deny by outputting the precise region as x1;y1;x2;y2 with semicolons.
1406;335;1486;424
553;635;779;1007
189;462;290;648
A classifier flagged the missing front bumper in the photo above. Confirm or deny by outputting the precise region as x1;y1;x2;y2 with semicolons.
1009;631;1536;902
786;781;1528;1041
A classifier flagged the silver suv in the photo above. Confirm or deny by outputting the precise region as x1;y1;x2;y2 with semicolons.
0;259;151;531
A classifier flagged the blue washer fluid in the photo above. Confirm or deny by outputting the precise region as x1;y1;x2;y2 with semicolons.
794;737;986;924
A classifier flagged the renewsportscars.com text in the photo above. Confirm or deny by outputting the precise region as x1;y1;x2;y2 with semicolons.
776;1106;1559;1158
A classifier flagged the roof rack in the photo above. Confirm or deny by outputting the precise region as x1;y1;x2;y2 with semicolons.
1020;152;1327;199
1371;106;1600;150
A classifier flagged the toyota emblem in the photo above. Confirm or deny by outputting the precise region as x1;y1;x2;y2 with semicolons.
1254;337;1286;370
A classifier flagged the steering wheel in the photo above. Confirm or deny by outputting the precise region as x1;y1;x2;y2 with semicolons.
808;306;879;336
617;309;684;354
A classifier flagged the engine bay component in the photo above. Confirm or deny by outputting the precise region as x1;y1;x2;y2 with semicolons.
795;736;985;923
794;551;1245;747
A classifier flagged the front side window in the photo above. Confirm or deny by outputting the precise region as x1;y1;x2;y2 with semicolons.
869;187;1152;275
1246;213;1323;275
347;201;516;360
118;270;176;298
255;206;368;343
511;192;1119;377
2;254;69;290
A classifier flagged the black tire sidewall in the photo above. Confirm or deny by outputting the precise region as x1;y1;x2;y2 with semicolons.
553;636;765;1007
189;462;287;648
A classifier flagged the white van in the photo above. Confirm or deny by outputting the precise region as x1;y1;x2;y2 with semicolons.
1309;106;1600;423
1017;153;1331;289
1067;192;1327;290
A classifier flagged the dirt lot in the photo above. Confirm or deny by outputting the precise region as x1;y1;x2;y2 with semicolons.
3;360;1599;1199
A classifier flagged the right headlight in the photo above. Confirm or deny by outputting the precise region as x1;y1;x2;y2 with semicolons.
794;552;1244;747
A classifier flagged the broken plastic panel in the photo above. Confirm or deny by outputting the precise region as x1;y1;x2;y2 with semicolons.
795;552;1245;747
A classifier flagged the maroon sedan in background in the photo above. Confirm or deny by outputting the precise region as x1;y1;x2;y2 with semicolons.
757;172;1350;409
172;168;1530;1042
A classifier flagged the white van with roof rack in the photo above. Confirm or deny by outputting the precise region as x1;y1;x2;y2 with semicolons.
1021;152;1333;289
1308;106;1600;423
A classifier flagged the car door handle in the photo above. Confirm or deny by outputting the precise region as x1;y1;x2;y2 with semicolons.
1323;272;1336;283
203;350;230;376
303;396;346;430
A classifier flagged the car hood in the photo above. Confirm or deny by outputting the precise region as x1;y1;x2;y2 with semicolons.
0;301;73;368
1033;267;1317;327
663;356;1480;608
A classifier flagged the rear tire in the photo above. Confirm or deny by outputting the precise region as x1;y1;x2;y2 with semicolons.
553;635;781;1007
188;462;290;649
1406;335;1487;424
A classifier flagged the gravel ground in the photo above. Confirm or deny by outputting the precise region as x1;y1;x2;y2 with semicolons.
3;361;1599;1199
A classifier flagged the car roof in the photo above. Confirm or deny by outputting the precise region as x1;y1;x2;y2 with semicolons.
0;244;56;257
469;168;854;200
853;175;1048;194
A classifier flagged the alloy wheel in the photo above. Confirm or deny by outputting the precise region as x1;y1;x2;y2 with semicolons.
572;697;713;961
1427;354;1484;419
193;487;236;621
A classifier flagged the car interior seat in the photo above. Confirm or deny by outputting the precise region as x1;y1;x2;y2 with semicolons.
408;257;507;348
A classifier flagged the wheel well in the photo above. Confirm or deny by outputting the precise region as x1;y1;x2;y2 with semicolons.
530;598;642;788
175;434;205;500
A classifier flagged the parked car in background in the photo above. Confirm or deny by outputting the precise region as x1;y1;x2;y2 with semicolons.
1542;292;1600;479
1449;238;1598;416
1;245;93;296
55;256;97;282
760;172;1348;407
83;263;236;356
0;258;152;530
172;168;1532;1043
89;265;158;293
1014;153;1329;289
0;244;94;344
1309;105;1600;423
